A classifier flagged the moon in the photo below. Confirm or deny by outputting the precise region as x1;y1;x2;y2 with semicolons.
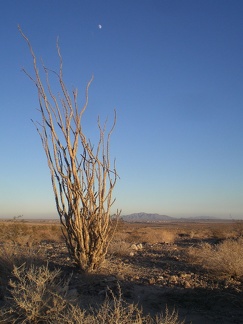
98;24;102;29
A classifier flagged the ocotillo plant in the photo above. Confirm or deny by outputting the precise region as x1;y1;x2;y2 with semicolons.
19;27;120;272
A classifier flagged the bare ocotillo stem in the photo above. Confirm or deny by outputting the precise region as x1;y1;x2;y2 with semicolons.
19;26;120;272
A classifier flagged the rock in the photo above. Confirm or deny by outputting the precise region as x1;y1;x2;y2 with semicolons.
131;244;138;250
169;275;178;283
184;281;191;288
180;273;191;279
130;243;143;251
137;243;143;250
148;278;156;284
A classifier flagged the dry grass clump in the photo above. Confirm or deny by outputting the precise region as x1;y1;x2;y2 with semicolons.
90;286;144;323
209;228;238;241
141;229;177;244
1;263;73;323
0;264;184;324
108;239;131;257
188;237;243;277
0;244;46;287
92;287;183;324
153;308;184;324
117;227;177;245
108;228;138;257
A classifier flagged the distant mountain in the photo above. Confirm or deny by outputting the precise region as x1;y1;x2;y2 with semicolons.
120;213;222;222
175;215;220;222
121;212;174;222
187;216;218;220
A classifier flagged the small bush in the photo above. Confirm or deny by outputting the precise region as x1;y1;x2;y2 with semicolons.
108;240;131;257
153;307;184;324
92;287;183;324
0;244;45;281
1;263;73;323
1;264;184;324
188;237;243;277
91;286;144;323
142;229;176;244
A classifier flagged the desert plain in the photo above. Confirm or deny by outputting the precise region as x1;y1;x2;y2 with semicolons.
0;218;242;323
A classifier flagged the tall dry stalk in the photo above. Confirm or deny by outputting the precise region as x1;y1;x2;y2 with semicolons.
19;27;120;272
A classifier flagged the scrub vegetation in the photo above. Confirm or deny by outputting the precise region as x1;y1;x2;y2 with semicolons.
0;219;243;323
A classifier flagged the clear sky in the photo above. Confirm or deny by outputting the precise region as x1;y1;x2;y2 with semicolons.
0;0;243;219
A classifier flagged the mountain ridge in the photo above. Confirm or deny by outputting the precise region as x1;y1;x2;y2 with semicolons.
120;212;220;222
121;212;174;222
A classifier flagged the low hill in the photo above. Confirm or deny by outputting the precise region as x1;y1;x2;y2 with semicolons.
121;212;174;222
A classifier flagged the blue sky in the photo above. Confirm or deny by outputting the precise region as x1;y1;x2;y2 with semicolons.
0;0;243;219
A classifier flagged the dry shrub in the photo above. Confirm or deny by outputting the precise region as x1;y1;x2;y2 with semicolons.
108;240;131;257
111;231;130;242
188;228;212;240
178;223;241;241
1;263;74;323
142;229;176;244
108;229;133;257
235;223;243;237
121;228;177;245
153;307;184;324
0;244;47;301
91;287;183;324
1;264;184;324
91;286;144;323
188;237;243;277
209;228;237;241
123;230;142;243
0;244;46;280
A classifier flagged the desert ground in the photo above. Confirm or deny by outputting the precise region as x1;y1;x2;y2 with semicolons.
0;219;242;323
